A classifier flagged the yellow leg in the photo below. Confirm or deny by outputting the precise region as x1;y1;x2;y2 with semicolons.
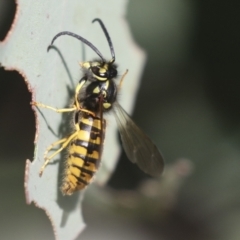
31;101;95;116
118;69;129;89
39;131;78;176
74;78;86;109
79;107;96;116
31;101;76;113
43;137;68;159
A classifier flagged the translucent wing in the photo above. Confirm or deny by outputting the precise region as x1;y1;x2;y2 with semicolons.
113;102;164;177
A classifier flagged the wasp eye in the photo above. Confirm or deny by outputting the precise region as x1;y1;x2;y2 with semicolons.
108;68;117;78
91;66;102;77
91;66;108;78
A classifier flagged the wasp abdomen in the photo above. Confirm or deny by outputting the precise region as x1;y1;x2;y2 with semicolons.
62;115;106;195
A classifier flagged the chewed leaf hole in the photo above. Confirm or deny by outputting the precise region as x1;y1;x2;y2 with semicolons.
0;1;16;41
0;68;35;160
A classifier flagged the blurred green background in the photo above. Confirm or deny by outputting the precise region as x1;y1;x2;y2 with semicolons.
0;1;240;240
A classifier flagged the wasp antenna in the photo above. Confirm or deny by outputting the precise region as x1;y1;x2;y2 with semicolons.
47;44;52;52
49;31;105;61
92;18;115;63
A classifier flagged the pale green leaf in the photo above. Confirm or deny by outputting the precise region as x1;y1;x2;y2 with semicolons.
0;0;145;239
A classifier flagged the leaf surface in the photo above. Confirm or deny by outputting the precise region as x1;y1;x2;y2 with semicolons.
0;0;146;239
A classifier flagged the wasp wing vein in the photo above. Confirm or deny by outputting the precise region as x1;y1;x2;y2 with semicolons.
113;102;164;177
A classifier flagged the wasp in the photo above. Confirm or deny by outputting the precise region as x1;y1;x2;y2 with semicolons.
32;19;164;195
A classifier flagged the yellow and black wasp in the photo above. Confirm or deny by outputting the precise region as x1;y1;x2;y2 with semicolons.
32;19;164;195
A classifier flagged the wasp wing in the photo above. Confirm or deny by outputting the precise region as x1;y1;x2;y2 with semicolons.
113;102;164;177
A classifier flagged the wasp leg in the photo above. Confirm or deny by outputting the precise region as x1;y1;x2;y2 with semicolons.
118;69;129;89
43;137;68;159
39;131;78;176
31;102;77;113
31;101;95;116
74;77;86;109
79;107;96;116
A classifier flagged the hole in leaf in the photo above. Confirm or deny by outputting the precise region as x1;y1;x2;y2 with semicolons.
0;69;49;240
0;68;35;160
0;1;16;41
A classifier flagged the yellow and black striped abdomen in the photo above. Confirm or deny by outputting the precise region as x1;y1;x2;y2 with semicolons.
62;114;106;195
